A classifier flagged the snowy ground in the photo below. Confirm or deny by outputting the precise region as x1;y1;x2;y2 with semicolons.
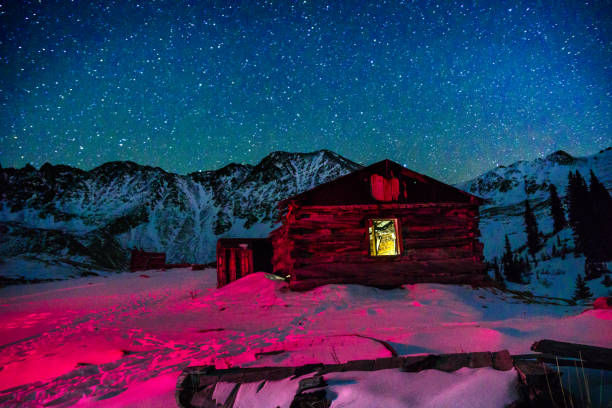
0;268;610;407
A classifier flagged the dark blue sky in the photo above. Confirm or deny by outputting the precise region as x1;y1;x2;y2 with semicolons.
1;0;611;183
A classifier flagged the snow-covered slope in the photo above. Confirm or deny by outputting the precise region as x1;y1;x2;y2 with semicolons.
0;150;361;279
0;269;609;406
456;147;612;297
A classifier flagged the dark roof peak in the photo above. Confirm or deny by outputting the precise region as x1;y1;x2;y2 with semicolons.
281;159;483;207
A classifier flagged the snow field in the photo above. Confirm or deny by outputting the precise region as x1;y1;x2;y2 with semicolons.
0;268;610;407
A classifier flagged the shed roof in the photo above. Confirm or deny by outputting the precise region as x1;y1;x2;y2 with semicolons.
280;159;483;207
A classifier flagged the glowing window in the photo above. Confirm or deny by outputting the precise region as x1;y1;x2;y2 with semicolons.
368;219;400;256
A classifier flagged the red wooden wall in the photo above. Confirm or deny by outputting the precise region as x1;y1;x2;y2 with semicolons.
216;238;272;288
270;202;486;291
130;249;166;272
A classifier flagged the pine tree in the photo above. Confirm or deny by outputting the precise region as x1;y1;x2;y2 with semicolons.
561;242;567;259
548;184;566;233
588;170;612;262
524;198;540;256
492;261;506;289
566;170;589;255
572;274;593;301
522;255;532;282
502;235;515;282
502;235;524;283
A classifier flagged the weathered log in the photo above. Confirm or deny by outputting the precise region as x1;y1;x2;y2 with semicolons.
291;234;478;253
295;202;477;212
288;215;476;231
290;389;331;408
290;265;488;290
403;235;477;249
512;359;573;407
292;246;476;267
531;339;612;368
514;354;612;370
292;240;366;253
492;350;514;371
288;224;479;243
514;360;559;388
177;350;510;407
292;259;486;279
296;375;326;394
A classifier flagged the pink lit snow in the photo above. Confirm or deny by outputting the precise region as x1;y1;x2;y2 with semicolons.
0;268;610;407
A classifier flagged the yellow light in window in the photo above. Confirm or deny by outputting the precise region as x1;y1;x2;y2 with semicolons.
369;219;399;256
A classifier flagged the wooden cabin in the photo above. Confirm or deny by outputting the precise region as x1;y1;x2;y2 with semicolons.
217;238;273;288
130;249;166;272
269;159;486;291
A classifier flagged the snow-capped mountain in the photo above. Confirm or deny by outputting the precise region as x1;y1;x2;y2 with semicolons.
1;146;610;296
456;147;612;259
457;147;612;298
0;150;361;280
457;148;612;208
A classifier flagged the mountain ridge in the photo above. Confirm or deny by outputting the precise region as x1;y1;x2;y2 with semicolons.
0;149;362;278
1;147;610;294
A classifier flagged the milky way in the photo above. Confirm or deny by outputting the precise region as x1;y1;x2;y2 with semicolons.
1;1;611;182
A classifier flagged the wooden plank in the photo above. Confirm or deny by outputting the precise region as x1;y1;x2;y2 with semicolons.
291;233;477;251
288;223;479;242
217;251;226;287
229;249;237;283
292;206;477;218
296;202;477;211
289;271;489;291
403;235;476;249
292;245;476;267
290;209;476;227
370;174;385;201
292;259;486;283
531;339;612;367
287;216;476;231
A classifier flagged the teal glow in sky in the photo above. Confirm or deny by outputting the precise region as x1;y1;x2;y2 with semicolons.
1;0;611;182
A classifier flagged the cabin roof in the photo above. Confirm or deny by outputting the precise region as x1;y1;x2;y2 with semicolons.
280;159;483;207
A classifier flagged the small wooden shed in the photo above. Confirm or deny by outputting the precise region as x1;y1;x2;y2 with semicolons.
216;238;273;288
130;249;166;272
270;159;486;291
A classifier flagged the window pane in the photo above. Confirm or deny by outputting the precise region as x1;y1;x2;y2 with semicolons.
369;219;399;256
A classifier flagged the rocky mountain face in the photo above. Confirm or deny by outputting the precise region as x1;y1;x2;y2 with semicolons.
0;150;361;278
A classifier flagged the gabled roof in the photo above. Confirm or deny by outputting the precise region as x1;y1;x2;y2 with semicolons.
280;159;483;207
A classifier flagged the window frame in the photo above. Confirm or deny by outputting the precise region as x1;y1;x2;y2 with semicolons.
367;218;402;257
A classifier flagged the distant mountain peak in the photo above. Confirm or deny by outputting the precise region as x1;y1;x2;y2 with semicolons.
545;150;575;164
456;148;610;204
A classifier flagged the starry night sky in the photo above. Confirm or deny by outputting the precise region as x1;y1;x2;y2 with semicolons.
1;1;611;183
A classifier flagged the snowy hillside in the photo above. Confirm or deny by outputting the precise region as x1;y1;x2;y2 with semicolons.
457;147;612;298
0;150;361;280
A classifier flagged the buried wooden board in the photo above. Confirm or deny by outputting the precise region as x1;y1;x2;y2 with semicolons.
176;338;612;407
175;350;512;408
531;339;612;368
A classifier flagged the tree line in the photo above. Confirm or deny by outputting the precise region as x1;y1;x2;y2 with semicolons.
495;169;611;300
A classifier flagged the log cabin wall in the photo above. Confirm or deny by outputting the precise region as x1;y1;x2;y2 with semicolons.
271;202;486;291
